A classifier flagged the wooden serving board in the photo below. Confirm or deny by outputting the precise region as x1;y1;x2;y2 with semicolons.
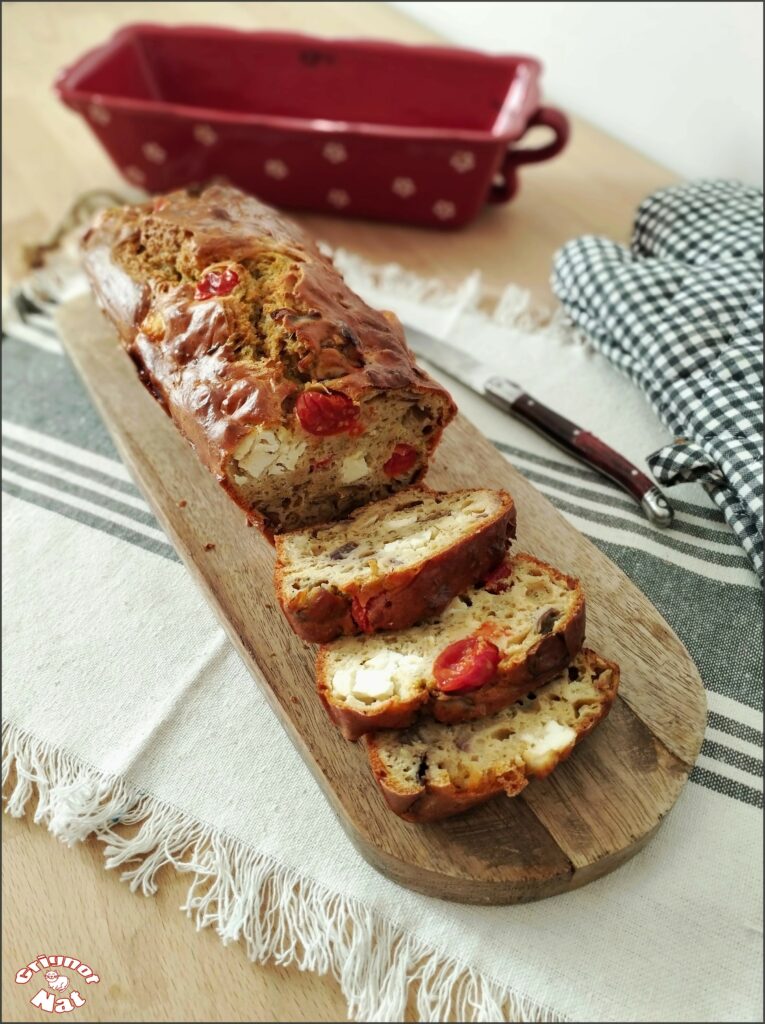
57;295;706;906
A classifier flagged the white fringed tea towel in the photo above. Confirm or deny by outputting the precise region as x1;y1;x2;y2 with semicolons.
3;251;762;1023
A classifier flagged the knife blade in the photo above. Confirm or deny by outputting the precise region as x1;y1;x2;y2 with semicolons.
404;324;673;527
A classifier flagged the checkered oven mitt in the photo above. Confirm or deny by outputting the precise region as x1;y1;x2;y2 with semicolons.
553;179;764;578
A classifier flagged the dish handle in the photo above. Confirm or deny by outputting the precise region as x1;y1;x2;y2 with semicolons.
488;107;570;204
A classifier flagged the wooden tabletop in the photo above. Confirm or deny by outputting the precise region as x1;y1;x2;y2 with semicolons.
2;3;677;1021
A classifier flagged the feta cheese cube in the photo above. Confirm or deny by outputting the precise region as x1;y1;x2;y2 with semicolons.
519;720;576;771
341;452;370;483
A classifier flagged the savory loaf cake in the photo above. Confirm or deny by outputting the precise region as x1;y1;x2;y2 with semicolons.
80;185;456;533
317;553;585;740
367;648;619;822
275;487;516;643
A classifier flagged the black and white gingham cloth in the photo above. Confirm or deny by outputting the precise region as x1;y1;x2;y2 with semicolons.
553;180;763;578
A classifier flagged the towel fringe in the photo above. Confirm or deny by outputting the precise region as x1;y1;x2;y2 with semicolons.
329;246;574;341
3;721;565;1023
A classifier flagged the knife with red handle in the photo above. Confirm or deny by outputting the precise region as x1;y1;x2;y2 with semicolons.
404;325;673;527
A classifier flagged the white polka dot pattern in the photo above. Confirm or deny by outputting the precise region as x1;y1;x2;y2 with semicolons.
322;142;348;164
194;124;218;146
433;200;456;221
450;150;476;173
392;177;416;198
88;103;111;126
264;159;289;180
327;189;350;209
124;166;146;186
142;142;167;165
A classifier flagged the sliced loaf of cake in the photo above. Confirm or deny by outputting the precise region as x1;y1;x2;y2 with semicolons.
366;648;619;821
316;553;585;739
275;488;515;643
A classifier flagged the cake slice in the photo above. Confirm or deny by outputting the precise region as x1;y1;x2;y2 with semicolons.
366;648;619;822
317;553;585;740
275;488;516;643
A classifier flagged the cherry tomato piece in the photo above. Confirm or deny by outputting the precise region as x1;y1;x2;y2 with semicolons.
433;636;500;693
195;267;240;300
483;560;513;595
351;596;372;633
296;391;360;436
298;587;347;624
383;443;419;477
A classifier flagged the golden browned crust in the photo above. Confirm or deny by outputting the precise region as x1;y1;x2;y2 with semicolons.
318;682;428;741
80;184;456;533
275;490;516;643
367;649;619;822
316;555;585;741
368;772;510;821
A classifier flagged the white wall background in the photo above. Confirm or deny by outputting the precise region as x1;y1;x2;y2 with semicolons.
390;1;763;184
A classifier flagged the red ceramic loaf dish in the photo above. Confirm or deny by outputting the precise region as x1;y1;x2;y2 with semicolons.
55;24;569;228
